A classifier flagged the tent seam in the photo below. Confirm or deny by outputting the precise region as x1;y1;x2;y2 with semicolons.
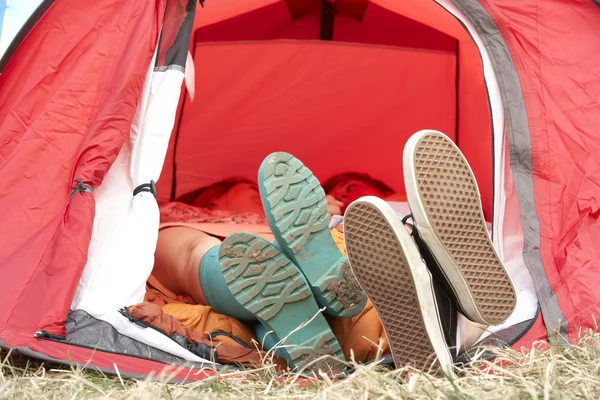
193;39;457;55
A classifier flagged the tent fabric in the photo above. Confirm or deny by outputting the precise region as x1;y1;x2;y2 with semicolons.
70;66;185;315
0;0;55;71
169;41;457;200
158;0;496;223
193;2;457;53
0;339;216;383
0;0;163;343
70;0;211;364
286;0;369;22
369;0;494;219
476;0;600;345
450;0;567;345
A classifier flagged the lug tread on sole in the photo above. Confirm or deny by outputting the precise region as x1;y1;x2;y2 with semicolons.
287;330;345;370
413;133;516;325
345;203;441;372
262;153;329;254
314;257;365;316
260;152;367;319
219;233;311;321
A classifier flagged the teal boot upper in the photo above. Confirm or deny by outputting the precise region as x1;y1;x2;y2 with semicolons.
199;245;255;321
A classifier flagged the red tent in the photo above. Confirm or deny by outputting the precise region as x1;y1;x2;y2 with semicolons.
0;0;598;380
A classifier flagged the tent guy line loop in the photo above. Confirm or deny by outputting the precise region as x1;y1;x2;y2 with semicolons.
133;180;158;198
70;179;94;199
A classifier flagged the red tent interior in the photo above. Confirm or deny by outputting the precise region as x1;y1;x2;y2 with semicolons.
157;0;494;218
159;0;493;219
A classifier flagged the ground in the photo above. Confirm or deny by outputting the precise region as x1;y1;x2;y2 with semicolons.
2;334;600;399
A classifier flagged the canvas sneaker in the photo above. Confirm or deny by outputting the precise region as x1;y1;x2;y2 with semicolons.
344;197;456;376
403;130;516;326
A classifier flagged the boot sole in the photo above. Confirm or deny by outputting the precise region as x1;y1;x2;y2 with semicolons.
219;232;345;371
403;130;516;326
344;197;453;376
258;152;367;318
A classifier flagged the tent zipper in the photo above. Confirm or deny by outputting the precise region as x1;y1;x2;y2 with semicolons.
34;330;67;340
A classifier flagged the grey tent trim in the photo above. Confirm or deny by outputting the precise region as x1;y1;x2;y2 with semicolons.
0;339;209;384
448;0;569;345
64;310;205;366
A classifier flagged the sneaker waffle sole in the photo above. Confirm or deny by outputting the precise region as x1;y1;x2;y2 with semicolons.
219;233;345;371
344;198;453;375
404;130;516;326
258;152;366;318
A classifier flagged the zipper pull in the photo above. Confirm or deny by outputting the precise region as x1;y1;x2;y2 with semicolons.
34;330;66;340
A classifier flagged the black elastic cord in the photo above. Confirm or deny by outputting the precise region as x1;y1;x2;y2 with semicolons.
133;180;157;197
208;330;253;349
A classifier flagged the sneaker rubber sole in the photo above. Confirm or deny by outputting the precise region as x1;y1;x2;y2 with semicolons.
344;197;454;376
258;152;367;318
219;232;345;372
403;130;517;326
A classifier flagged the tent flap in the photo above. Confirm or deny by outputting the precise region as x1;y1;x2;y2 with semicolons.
0;0;162;342
70;0;207;364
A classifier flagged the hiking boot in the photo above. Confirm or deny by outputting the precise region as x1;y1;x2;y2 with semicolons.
344;197;455;376
403;130;516;326
258;152;367;318
216;232;345;372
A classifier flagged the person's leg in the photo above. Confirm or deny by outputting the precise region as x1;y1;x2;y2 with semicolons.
153;226;255;320
330;211;464;365
457;314;488;352
153;226;221;305
154;221;346;370
258;152;367;318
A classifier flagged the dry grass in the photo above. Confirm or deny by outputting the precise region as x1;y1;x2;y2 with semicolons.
2;333;600;399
